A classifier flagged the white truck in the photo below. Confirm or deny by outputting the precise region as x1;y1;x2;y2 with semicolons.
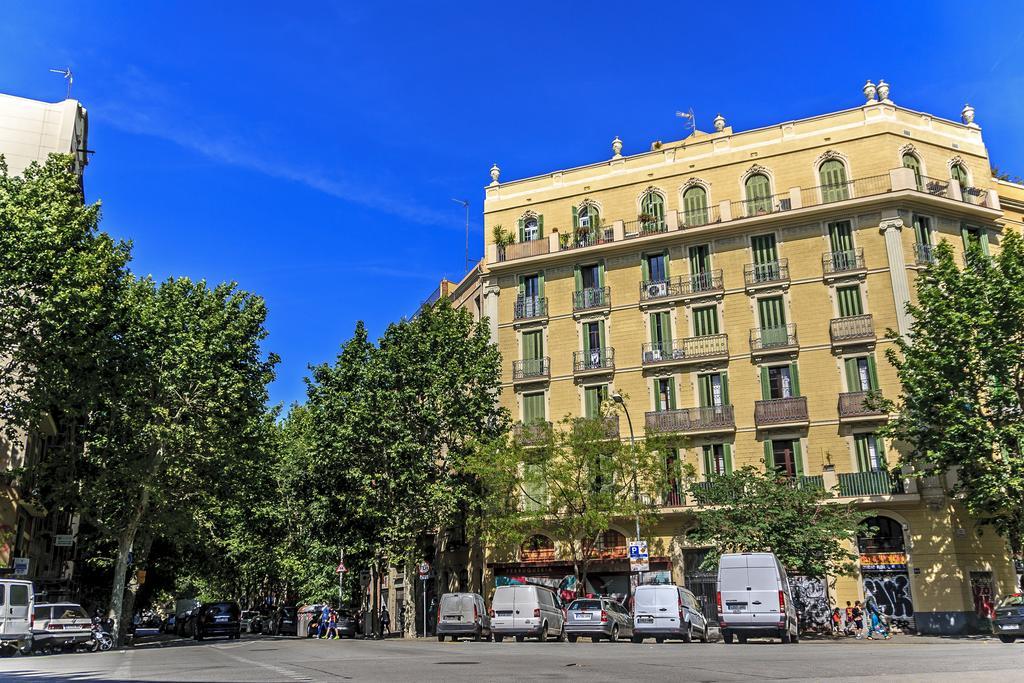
0;578;36;654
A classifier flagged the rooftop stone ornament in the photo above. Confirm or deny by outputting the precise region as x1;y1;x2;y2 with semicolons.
489;163;500;186
961;103;978;128
713;114;726;132
863;80;877;104
877;79;891;103
612;136;623;159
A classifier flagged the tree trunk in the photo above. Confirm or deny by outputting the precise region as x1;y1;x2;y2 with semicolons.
119;529;154;640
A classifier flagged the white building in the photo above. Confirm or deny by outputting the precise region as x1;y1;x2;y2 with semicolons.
0;93;88;178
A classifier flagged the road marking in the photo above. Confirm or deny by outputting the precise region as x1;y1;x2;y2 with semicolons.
211;645;315;681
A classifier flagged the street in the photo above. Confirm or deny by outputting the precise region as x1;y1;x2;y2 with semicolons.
0;635;1021;682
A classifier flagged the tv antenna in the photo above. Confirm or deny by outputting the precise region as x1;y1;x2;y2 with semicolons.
675;109;696;135
451;198;470;273
49;67;73;99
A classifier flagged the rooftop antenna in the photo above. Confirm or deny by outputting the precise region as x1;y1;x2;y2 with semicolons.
49;67;73;99
675;109;696;135
451;198;470;273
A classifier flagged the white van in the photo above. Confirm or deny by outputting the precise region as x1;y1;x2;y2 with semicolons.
0;579;35;653
716;552;799;643
489;584;565;642
632;584;708;643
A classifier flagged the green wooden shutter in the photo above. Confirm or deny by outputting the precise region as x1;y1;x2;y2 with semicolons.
585;386;600;418
523;331;542;360
641;254;650;282
653;380;663;412
902;154;922;189
751;234;777;264
523;393;545;423
598;262;606;287
723;443;733;473
792;439;803;476
518;275;525;297
538;272;545;298
703;445;714;479
698;375;711;407
866;355;879;391
649;313;662;345
598;320;606;352
845;357;861;391
689;245;710;274
683;187;707;225
745;174;771;214
951;164;968;192
789;362;801;396
572;205;579;229
583;322;593;355
574;265;582;292
721;373;730;405
517;218;525;242
980;230;991;256
829;221;853;253
837;286;863;317
855;434;869;472
693;306;719;336
760;366;771;400
820;160;849;201
667;377;677;410
764;440;775;472
875;436;887;469
537;215;544;239
758;296;785;328
662;253;670;278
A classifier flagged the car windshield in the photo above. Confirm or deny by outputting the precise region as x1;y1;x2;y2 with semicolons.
568;600;602;611
998;594;1024;607
205;603;236;616
57;606;89;620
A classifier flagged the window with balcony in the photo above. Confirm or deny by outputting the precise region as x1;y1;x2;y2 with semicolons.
584;383;608;419
757;296;789;346
836;285;863;317
574;262;607;309
961;224;990;257
517;273;545;319
519;215;543;242
582;320;606;368
819;159;850;202
902;153;922;190
665;449;683;506
826;220;860;272
643;252;668;283
703;443;732;477
692;305;719;337
682;186;709;226
653;377;676;412
913;214;934;264
521;534;555;561
698;372;729;407
639;189;666;230
845;356;878;392
523;391;546;424
575;202;600;229
765;438;803;477
521;330;545;377
951;162;969;194
744;173;772;215
857;516;904;553
649;310;671;353
750;234;781;282
689;244;713;291
761;363;799;400
854;433;886;472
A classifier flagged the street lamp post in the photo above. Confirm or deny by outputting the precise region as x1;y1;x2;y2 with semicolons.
611;392;641;541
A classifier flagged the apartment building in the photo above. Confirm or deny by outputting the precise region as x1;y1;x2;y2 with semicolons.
0;91;90;597
479;82;1015;634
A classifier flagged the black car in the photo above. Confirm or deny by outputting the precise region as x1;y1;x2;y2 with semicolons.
994;593;1024;642
194;602;241;641
273;606;299;636
335;609;358;638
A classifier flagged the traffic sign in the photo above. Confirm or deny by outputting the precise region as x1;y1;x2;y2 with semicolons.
336;562;347;574
418;561;431;579
54;534;74;547
628;540;649;573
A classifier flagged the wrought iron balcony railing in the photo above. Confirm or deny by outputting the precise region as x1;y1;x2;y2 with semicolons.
513;421;552;445
644;405;735;434
640;270;723;301
822;247;865;274
514;295;548;320
837;391;886;419
750;324;798;352
754;396;809;426
914;242;936;265
743;259;789;287
829;314;874;344
624;218;668;239
573;347;615;373
641;335;728;364
572;414;620;438
573;286;611;311
513;357;550;381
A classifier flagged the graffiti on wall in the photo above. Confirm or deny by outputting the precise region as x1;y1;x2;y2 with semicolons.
863;572;914;621
789;575;830;632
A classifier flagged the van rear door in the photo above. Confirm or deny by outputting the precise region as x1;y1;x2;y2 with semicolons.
745;555;782;627
719;557;753;623
511;586;536;631
5;582;32;637
635;586;679;631
490;587;516;631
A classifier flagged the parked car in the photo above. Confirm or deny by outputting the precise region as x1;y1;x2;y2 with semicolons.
717;552;799;644
240;610;263;634
565;597;633;642
0;579;34;654
335;608;358;639
436;592;491;642
271;606;299;636
489;584;565;642
31;603;92;653
194;601;241;641
177;606;199;638
631;584;707;643
993;593;1024;642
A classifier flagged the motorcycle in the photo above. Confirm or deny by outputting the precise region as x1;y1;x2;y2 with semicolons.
89;619;113;652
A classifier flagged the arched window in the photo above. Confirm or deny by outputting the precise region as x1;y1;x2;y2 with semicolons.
744;173;772;216
858;516;905;554
639;190;665;232
588;529;627;558
819;159;850;203
574;202;600;230
520;534;555;561
682;186;709;227
519;216;541;242
902;153;922;190
951;162;969;194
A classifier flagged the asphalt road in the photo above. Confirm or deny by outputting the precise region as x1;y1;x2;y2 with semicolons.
0;633;1021;682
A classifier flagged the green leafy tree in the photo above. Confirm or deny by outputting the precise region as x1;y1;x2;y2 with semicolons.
878;234;1024;551
468;412;668;595
685;467;869;578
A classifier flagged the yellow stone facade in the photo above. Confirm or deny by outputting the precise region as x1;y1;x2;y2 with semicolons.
479;95;1018;634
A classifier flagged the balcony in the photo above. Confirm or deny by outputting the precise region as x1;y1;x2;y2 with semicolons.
917;175;951;198
514;295;548;322
624;218;668;239
791;474;825;492
573;414;620;439
512;357;550;384
749;324;798;355
730;194;793;219
743;259;789;290
822;247;866;277
573;347;615;376
838;391;887;422
645;405;735;435
829;314;875;347
838;470;905;497
513;421;551;445
679;204;721;229
560;226;615;251
640;271;723;305
641;334;729;367
754;396;809;428
501;239;549;262
573;286;611;314
914;242;936;266
800;174;891;206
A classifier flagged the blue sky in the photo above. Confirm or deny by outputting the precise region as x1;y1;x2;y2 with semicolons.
2;2;1022;409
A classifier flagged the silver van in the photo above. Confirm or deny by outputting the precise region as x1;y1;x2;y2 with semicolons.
0;579;35;654
436;592;491;642
490;585;565;642
717;552;799;643
631;584;708;643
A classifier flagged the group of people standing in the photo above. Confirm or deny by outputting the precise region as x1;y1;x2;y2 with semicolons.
311;605;391;639
831;599;893;640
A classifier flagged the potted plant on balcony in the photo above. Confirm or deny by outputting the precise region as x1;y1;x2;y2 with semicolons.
491;224;514;260
557;230;570;251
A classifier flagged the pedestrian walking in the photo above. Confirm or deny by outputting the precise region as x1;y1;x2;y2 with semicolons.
865;599;891;640
844;601;855;636
831;607;843;636
380;605;391;637
317;607;330;639
327;608;338;640
852;600;864;639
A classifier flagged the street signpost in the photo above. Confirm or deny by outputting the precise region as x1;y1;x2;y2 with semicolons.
628;540;649;573
13;558;29;576
54;534;73;547
336;551;347;606
418;561;431;637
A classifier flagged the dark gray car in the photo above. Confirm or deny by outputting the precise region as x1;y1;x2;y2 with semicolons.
994;593;1024;642
565;598;633;642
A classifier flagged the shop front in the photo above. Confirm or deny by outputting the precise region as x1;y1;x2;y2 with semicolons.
858;515;915;632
